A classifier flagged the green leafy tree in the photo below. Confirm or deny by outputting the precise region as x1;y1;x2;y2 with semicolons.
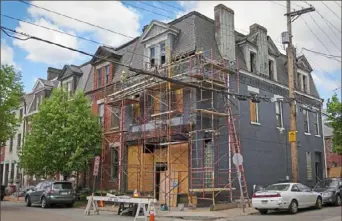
0;65;24;145
19;88;102;178
326;93;342;154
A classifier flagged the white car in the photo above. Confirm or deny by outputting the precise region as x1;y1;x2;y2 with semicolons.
252;182;323;214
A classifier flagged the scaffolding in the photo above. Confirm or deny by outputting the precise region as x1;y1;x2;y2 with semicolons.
98;47;249;207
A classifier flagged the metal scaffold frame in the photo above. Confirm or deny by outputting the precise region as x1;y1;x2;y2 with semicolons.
98;47;249;207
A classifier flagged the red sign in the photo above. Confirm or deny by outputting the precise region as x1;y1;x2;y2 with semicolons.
93;156;100;176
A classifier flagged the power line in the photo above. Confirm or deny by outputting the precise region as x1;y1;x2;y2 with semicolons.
157;1;185;12
138;1;177;15
321;1;341;20
334;1;342;8
307;13;341;53
302;48;341;59
18;0;136;40
300;16;334;56
0;25;273;103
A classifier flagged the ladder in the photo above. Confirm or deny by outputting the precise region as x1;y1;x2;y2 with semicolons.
227;106;250;206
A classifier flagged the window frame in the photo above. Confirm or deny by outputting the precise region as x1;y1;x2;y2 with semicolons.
250;99;259;124
17;133;21;150
314;112;320;135
150;47;156;67
105;65;110;84
306;151;313;181
97;68;103;88
112;107;120;129
275;101;283;128
250;51;257;73
268;59;274;79
160;42;166;65
98;103;104;126
9;136;13;152
110;147;119;180
303;109;310;134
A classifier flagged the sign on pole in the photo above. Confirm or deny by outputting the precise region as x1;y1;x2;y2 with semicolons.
93;156;100;176
288;131;296;142
232;153;243;166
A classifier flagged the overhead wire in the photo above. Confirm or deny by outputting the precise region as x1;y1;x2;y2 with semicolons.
334;1;342;8
321;1;341;20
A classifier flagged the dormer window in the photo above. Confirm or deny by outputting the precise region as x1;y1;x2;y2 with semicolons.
160;42;166;65
150;47;155;67
250;52;256;73
302;75;307;93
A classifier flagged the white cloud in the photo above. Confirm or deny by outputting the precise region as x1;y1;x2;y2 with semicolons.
179;1;341;94
1;40;16;67
13;18;80;66
27;1;141;47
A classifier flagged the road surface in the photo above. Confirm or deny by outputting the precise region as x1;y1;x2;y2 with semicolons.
1;201;341;221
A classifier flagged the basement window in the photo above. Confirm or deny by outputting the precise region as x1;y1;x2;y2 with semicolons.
150;47;155;68
160;42;166;65
250;52;256;73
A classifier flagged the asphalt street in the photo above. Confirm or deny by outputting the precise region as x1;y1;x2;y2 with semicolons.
0;201;341;221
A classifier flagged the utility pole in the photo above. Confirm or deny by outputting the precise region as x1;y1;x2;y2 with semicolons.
285;0;315;183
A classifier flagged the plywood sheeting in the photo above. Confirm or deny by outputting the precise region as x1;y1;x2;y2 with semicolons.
127;142;189;206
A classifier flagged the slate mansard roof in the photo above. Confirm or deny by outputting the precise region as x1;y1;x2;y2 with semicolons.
83;10;320;99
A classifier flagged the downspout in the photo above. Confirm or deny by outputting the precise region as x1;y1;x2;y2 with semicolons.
21;98;27;186
321;103;328;178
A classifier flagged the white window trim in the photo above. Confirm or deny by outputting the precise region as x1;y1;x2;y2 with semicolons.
297;69;310;94
315;112;320;136
248;47;257;73
304;109;310;135
268;55;277;80
274;95;284;129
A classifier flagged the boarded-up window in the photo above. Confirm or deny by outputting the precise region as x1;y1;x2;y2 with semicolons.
250;100;259;123
275;101;283;128
306;152;312;180
132;103;140;124
171;89;183;112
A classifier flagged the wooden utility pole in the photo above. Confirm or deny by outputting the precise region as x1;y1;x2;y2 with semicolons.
285;0;315;182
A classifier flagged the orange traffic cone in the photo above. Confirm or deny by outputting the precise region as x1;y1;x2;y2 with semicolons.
149;206;155;221
98;200;104;207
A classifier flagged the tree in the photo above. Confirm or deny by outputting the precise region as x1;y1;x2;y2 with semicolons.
326;93;342;154
0;65;24;145
19;88;102;178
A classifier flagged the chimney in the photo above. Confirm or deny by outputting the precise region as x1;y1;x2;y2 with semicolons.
249;24;269;76
214;4;235;62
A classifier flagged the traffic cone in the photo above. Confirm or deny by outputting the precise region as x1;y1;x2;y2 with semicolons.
149;206;155;221
98;200;104;207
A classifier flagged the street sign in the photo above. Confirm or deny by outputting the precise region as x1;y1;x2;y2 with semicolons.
288;131;296;142
232;153;243;166
93;156;100;176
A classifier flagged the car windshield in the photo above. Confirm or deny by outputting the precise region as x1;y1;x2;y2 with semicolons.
315;180;339;189
265;184;290;191
53;182;73;190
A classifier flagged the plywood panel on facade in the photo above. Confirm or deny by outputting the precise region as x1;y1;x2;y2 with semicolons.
127;145;139;191
159;171;178;207
142;152;154;192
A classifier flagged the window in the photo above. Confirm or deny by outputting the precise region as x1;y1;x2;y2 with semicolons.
17;134;21;150
97;68;103;88
36;96;41;110
275;101;283;128
204;140;214;188
19;109;23;121
10;163;14;180
314;112;320;135
250;99;259;123
153;91;160;115
110;147;118;179
302;75;307;93
269;59;274;79
303;109;309;133
105;65;110;84
171;89;183;112
112;107;120;128
132;103;140;124
160;42;166;65
67;81;72;97
250;52;256;73
150;47;155;67
98;103;104;126
291;185;300;192
306;151;313;180
9;136;13;152
298;183;311;192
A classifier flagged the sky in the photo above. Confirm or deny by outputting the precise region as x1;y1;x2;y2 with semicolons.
1;1;341;106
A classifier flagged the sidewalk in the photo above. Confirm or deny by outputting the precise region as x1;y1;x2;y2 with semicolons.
157;207;258;220
3;196;25;203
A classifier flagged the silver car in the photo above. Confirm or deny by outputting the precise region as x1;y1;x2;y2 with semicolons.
25;181;75;208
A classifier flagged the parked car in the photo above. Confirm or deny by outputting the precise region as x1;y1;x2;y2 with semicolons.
252;182;322;214
25;181;75;208
0;185;5;201
313;177;342;206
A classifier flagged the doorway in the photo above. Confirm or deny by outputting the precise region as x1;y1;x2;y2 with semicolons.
155;162;167;200
315;152;323;182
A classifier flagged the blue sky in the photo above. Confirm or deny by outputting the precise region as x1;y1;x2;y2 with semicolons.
1;1;341;106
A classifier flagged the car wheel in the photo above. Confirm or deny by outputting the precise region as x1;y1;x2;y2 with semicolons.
288;200;298;214
25;196;32;207
41;197;49;209
334;194;341;206
258;209;268;214
315;197;323;209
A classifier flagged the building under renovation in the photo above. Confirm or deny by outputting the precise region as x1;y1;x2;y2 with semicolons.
83;4;325;207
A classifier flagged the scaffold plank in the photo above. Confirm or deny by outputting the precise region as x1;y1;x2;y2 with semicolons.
195;109;228;117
